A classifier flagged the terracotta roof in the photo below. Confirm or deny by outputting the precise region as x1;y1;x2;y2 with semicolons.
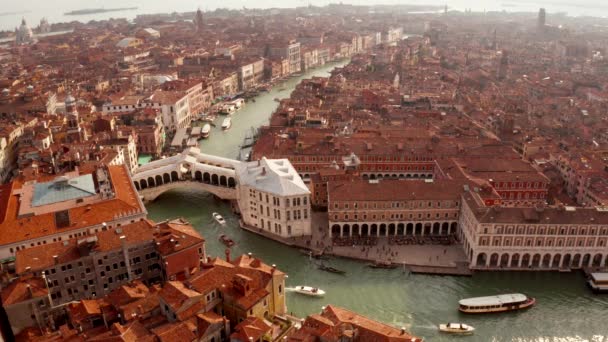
151;321;196;342
88;321;156;342
154;218;205;256
0;165;145;246
328;179;464;202
158;281;202;313
322;305;422;342
1;276;48;306
230;316;271;342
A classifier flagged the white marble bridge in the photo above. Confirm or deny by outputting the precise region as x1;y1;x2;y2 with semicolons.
132;147;240;202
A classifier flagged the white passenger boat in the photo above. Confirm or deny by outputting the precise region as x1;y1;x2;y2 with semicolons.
212;212;226;225
201;124;211;138
231;98;245;109
458;293;535;314
293;286;325;297
219;103;236;115
438;323;475;334
588;272;608;293
221;118;232;130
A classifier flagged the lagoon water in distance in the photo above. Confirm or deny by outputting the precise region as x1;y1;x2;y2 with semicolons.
3;0;608;31
144;60;608;341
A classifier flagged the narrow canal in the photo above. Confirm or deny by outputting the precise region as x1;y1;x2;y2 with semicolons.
145;60;608;342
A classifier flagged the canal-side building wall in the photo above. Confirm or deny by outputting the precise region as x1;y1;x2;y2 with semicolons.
237;157;311;238
459;192;608;270
327;179;461;238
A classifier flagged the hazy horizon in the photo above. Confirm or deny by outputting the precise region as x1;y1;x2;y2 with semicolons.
1;0;607;31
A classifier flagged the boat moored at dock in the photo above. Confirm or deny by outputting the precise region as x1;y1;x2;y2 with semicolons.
458;293;535;314
367;261;398;269
201;124;211;138
588;272;608;293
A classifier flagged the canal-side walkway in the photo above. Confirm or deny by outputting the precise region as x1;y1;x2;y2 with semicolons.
239;211;471;275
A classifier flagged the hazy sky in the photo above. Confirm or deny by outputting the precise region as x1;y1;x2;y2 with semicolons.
1;0;607;31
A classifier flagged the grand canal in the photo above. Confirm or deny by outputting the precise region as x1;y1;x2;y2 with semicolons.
145;60;608;341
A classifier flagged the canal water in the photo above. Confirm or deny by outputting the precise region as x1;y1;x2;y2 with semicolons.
145;60;608;342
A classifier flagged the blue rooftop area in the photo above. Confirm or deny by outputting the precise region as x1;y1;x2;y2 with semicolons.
32;174;96;207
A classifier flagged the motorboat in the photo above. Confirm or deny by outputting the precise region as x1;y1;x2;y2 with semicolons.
201;124;211;139
219;103;236;115
221;118;232;130
438;323;475;334
231;98;245;109
219;234;235;247
293;286;325;297
212;212;226;225
367;261;398;269
587;272;608;293
318;264;346;275
458;293;535;314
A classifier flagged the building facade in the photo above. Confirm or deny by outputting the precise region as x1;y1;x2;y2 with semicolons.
237;157;312;238
460;192;608;270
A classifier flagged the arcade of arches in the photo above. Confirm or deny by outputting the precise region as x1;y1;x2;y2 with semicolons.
133;170;237;191
473;252;608;269
330;221;458;237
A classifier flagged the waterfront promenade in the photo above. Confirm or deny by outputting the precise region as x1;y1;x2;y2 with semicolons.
240;211;471;275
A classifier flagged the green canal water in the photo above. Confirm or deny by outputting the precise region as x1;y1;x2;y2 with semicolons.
145;61;608;342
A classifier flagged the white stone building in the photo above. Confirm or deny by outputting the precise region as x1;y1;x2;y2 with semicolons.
459;191;608;270
237;157;311;238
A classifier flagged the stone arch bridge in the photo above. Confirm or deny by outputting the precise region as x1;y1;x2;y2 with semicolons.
133;147;241;202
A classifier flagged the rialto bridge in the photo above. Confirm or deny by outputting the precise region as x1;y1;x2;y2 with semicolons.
132;147;240;202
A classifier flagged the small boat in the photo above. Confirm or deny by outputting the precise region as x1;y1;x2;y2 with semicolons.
231;98;245;109
293;286;325;297
201;124;211;138
212;212;226;225
219;104;236;115
587;272;608;293
278;87;287;91
274;98;281;102
318;264;346;275
219;234;235;247
221;118;231;130
458;293;535;314
367;261;398;269
438;323;475;334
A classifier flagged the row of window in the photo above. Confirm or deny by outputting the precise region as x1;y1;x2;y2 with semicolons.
334;200;459;210
290;155;434;163
478;236;606;248
493;181;547;189
485;226;608;236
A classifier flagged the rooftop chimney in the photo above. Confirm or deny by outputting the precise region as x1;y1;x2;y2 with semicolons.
262;167;266;176
53;255;59;264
